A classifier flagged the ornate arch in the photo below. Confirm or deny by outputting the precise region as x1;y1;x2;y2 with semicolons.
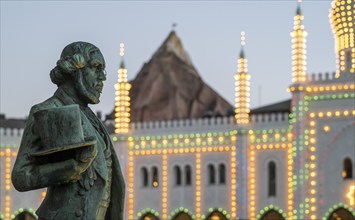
168;207;195;220
256;205;287;220
318;122;355;182
203;207;230;220
322;203;355;220
11;208;37;220
136;208;160;220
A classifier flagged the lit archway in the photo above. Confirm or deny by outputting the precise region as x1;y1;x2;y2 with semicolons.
206;211;228;220
327;208;355;220
172;212;193;220
256;206;287;220
204;208;230;220
137;208;160;220
11;209;37;220
259;210;285;220
140;213;159;220
322;203;355;220
168;208;195;220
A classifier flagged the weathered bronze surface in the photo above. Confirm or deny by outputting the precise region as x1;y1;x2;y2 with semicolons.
11;42;125;220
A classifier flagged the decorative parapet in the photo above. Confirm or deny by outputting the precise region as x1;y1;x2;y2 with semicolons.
308;72;336;82
250;112;289;124
0;128;24;138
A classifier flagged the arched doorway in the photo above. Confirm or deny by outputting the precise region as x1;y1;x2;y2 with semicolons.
172;212;193;220
206;211;228;220
328;208;355;220
13;211;37;220
260;210;285;220
140;213;159;220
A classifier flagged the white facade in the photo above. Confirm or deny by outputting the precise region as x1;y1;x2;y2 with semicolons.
1;1;355;220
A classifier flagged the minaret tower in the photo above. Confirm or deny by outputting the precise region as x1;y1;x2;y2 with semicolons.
114;43;131;134
291;0;307;83
235;32;251;124
290;1;310;219
330;0;355;77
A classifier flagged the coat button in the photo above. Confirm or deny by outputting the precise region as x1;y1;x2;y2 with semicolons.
75;210;83;217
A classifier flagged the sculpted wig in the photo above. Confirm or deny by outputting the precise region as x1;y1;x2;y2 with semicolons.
50;42;101;86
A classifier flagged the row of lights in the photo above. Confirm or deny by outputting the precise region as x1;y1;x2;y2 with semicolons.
306;92;355;101
127;155;135;219
162;154;168;219
195;153;201;219
248;143;293;219
128;146;236;156
123;131;238;142
3;148;13;220
115;129;290;144
249;132;292;144
288;83;355;93
127;135;237;150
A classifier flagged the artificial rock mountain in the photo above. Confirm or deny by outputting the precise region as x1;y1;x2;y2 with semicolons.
114;31;233;123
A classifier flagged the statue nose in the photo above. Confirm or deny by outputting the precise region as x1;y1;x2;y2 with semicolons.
98;70;107;81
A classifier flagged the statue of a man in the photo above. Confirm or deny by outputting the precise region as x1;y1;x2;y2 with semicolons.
12;42;125;220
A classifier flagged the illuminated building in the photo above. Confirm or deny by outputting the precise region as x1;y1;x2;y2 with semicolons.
0;1;354;220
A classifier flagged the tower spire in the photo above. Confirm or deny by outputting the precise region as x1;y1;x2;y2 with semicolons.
235;31;250;125
330;0;355;77
114;43;131;134
291;0;307;83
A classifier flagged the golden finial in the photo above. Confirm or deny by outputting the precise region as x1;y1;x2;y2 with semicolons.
120;43;125;57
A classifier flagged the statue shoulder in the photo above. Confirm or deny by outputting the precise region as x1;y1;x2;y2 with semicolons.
30;96;63;116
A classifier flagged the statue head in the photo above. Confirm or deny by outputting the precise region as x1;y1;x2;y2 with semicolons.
50;42;106;104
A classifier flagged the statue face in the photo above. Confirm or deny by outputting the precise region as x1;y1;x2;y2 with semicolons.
75;51;106;104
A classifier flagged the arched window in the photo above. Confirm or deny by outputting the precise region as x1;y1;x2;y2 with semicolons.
185;165;192;186
172;212;193;220
260;209;285;220
208;164;215;184
343;158;353;179
206;211;228;220
219;164;226;184
328;207;355;220
13;211;37;220
152;166;159;188
140;213;160;220
268;161;276;197
174;166;182;186
141;167;149;187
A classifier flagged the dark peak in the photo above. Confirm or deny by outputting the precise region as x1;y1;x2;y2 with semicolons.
239;48;245;59
296;2;302;16
153;31;193;66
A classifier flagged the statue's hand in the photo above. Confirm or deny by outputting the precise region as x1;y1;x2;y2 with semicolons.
77;144;97;163
72;144;97;177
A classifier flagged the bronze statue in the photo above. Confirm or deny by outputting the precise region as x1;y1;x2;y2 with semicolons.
11;42;125;220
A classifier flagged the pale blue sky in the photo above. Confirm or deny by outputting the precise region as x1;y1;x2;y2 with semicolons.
1;1;335;118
